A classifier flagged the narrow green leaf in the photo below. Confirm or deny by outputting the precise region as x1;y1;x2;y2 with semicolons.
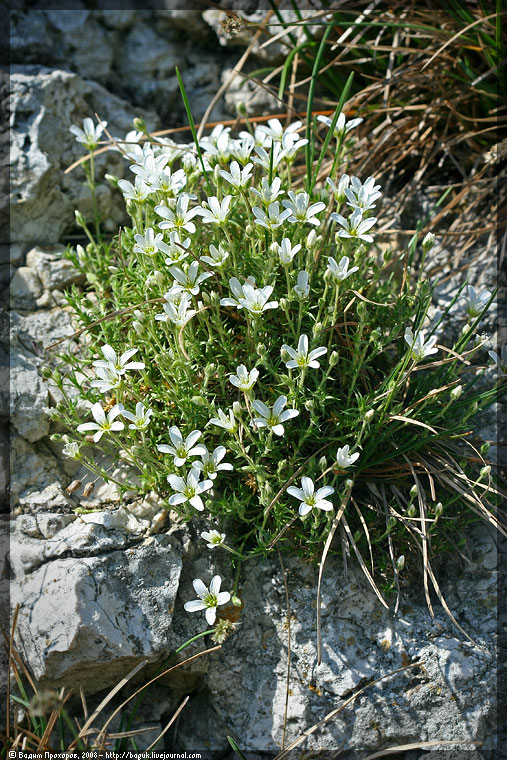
175;66;212;196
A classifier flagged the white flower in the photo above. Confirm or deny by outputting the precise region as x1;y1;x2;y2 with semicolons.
121;402;153;430
201;529;226;548
287;476;334;516
209;408;237;432
115;128;144;155
250;177;285;205
404;327;438;361
156;194;198;234
256;118;302;144
293;270;310;299
317;112;363;138
77;402;124;442
229;134;255;163
62;441;81;459
167;468;212;512
184;575;231;625
90;365;122;394
345;176;382;212
155;293;196;326
118;177;151;202
327;174;349;203
463;285;492;318
331;208;377;243
200;243;229;268
133;228;171;257
148;167;187;197
220;161;253;189
281;334;327;370
238;282;278;315
281;133;308;161
326;255;359;282
93;344;145;375
252;395;299;436
251;143;287;172
195;195;233;225
252;202;291;231
130;147;170;183
275;238;301;265
162;231;191;265
229;364;259;391
169;261;212;296
489;345;507;375
282;191;326;226
158;427;206;467
220;276;256;308
194;446;233;480
336;445;360;468
69;117;107;150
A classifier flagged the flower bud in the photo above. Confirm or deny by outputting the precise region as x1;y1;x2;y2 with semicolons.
387;515;397;531
133;116;147;133
108;266;119;274
329;350;339;367
307;229;317;249
191;396;207;407
344;479;354;489
269;241;279;256
50;433;63;442
245;224;253;236
236;101;248;116
396;555;405;571
480;465;491;478
74;209;86;227
65;479;82;494
132;320;144;336
76;244;87;266
313;321;323;336
450;384;463;400
305;399;314;411
410;484;418;498
205;363;216;377
364;409;374;422
356;301;367;318
83;482;95;498
407;504;417;517
232;401;242;416
231;595;242;607
319;455;327;470
41;366;53;379
277;459;288;475
480;442;490;455
422;232;436;251
104;173;119;188
256;343;267;356
434;502;443;518
280;297;289;311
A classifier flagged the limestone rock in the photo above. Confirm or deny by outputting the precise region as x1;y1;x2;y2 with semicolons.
9;267;43;311
11;517;184;693
168;536;497;754
8;66;158;249
10;349;49;443
25;246;84;291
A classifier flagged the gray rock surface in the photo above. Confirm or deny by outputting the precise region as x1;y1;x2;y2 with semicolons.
9;65;158;249
10;514;185;692
168;528;497;754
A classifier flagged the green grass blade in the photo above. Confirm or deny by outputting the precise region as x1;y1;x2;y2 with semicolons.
227;735;248;760
309;71;354;195
175;66;212;196
305;23;334;189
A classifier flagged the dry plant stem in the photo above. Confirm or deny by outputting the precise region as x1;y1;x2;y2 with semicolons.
274;660;424;759
196;13;272;141
362;739;481;759
316;481;353;665
91;645;221;748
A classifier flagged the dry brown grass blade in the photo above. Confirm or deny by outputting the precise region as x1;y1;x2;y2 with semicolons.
145;695;190;752
196;12;271;141
421;11;499;72
362;738;481;758
94;645;221;747
342;513;390;610
316;481;354;665
274;659;424;759
67;659;148;750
